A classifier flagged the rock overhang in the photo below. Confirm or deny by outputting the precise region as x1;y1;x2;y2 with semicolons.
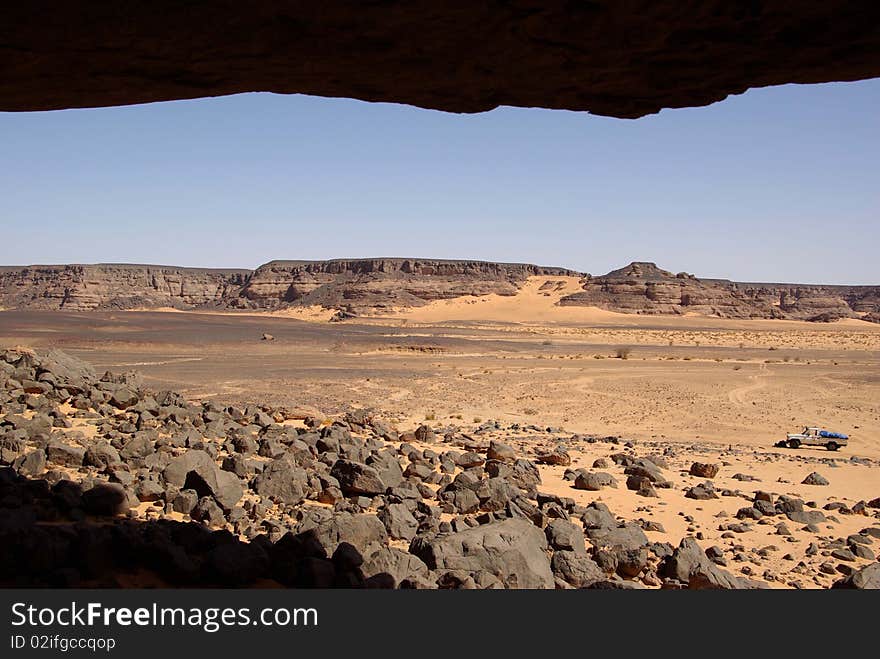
2;2;880;118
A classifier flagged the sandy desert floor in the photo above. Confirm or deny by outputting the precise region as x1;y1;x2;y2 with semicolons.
2;276;877;455
2;278;878;588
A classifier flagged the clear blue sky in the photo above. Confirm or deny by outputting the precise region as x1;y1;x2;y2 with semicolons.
1;79;877;284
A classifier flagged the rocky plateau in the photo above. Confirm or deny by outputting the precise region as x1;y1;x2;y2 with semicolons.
0;259;877;322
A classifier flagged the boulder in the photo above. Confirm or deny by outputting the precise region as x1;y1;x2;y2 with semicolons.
545;519;587;554
162;449;242;510
331;459;387;497
297;512;388;559
660;537;758;589
109;387;139;409
252;455;310;505
574;471;617;491
685;482;718;500
363;547;431;588
13;450;46;476
832;562;880;589
83;443;121;469
377;503;419;541
551;550;604;588
46;440;84;467
536;447;571;466
81;483;130;516
410;518;554;589
486;441;516;463
689;462;719;478
802;472;829;486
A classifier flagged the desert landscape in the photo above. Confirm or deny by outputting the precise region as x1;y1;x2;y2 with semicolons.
1;260;878;589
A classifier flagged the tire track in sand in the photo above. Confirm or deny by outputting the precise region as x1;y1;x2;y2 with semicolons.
728;363;771;405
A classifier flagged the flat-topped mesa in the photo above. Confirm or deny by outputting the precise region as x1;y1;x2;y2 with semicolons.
0;264;251;311
240;258;581;310
0;259;877;321
560;262;880;321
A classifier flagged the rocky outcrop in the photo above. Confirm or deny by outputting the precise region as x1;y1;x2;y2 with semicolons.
0;259;577;313
0;264;250;311
559;262;880;320
240;259;577;310
2;4;880;119
1;259;877;320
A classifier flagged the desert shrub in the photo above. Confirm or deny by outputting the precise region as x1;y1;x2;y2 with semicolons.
614;347;632;359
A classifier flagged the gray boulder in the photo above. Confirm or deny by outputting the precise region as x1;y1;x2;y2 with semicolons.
252;455;310;505
832;562;880;589
363;547;432;588
410;518;554;589
802;472;829;486
574;471;617;491
660;537;761;589
551;550;604;588
331;459;387;496
377;503;419;541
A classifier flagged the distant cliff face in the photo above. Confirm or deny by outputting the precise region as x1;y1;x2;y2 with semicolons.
0;264;250;311
0;259;877;322
558;262;880;321
240;259;579;310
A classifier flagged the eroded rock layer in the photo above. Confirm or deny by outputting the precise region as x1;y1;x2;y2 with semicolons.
0;264;250;311
240;259;578;310
558;262;880;321
2;3;880;118
0;259;877;321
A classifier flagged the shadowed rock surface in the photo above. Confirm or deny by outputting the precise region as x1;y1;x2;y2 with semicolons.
2;3;880;118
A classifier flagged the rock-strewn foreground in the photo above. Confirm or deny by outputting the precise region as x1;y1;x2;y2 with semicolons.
1;260;878;321
1;347;878;588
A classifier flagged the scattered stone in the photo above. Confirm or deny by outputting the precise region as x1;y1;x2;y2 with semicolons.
689;462;719;479
574;471;617;491
685;482;718;500
802;472;829;486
